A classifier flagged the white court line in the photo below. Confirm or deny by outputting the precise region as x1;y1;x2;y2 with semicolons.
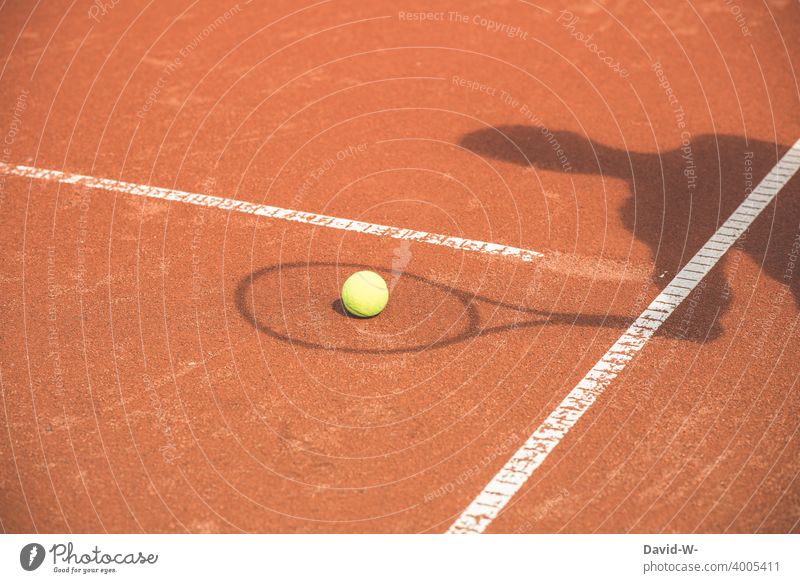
0;162;543;262
448;140;800;534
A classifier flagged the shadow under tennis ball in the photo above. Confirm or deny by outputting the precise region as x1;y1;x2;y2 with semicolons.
331;298;364;319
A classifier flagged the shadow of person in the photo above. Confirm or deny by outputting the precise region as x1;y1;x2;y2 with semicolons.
461;126;799;341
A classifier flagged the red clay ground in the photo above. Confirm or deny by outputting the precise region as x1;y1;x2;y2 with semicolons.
1;0;799;533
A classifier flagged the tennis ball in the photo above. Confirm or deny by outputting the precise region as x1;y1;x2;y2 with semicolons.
341;270;389;317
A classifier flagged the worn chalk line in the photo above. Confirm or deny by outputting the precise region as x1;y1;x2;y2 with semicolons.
0;162;542;262
447;140;800;534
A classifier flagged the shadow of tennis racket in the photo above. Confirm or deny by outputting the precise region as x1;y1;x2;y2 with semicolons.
235;261;633;355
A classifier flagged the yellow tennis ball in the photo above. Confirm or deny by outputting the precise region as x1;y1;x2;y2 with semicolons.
341;270;389;317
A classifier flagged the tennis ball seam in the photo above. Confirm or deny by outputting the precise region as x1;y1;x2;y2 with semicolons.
356;271;388;291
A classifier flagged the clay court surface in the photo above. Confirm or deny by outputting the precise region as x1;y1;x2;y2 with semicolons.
1;0;799;533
